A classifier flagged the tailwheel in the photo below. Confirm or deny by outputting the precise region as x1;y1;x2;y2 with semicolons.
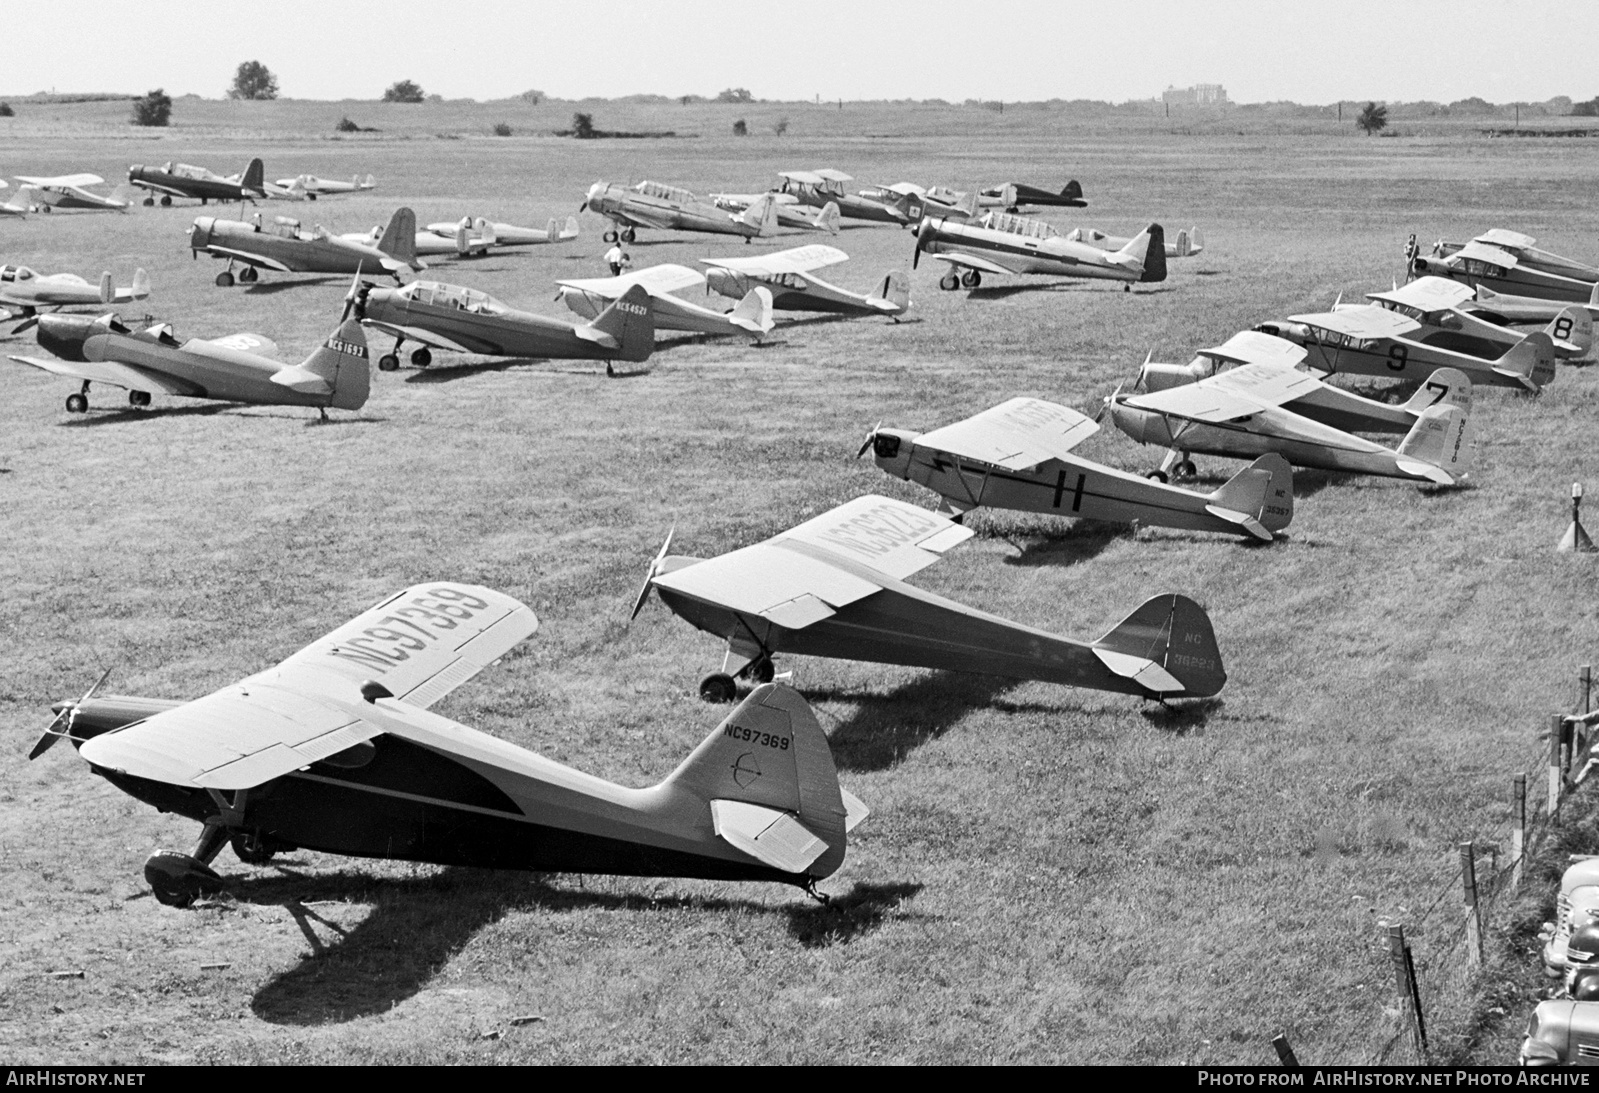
410;347;432;367
215;271;235;287
129;391;151;408
238;266;259;283
230;831;278;865
378;354;399;372
938;272;959;291
160;195;172;207
144;851;225;908
698;673;737;704
65;393;89;414
620;227;636;244
961;270;981;288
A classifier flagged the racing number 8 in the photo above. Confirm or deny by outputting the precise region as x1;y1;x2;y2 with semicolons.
1554;316;1574;341
1386;343;1408;372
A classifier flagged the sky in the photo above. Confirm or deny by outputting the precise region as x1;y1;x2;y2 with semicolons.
2;0;1593;106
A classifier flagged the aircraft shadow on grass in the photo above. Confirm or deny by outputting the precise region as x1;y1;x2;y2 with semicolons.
60;403;237;427
239;869;923;1024
967;282;1173;301
1140;695;1223;736
997;520;1131;568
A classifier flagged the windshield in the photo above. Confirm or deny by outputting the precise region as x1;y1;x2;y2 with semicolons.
981;212;1058;240
402;281;506;315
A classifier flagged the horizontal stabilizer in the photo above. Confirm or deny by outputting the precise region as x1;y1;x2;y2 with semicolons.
1092;594;1225;698
711;800;829;874
1206;452;1293;539
1492;330;1555;391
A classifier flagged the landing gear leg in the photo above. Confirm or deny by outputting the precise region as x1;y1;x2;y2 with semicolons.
66;382;90;414
802;878;831;905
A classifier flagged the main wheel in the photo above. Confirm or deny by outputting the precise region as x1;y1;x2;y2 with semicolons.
307;193;318;201
378;354;399;372
40;205;51;214
129;391;151;408
215;271;235;287
142;197;155;207
747;657;775;684
160;195;172;207
961;270;981;288
1145;470;1168;483
602;230;618;243
620;227;636;244
238;266;258;283
698;673;737;703
410;347;432;367
1176;460;1198;478
230;831;276;865
939;273;960;291
65;393;88;414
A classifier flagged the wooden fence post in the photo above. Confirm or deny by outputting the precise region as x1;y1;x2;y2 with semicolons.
1512;774;1527;890
1271;1033;1299;1068
1553;714;1567;815
1387;923;1428;1062
1581;665;1593;718
1461;842;1483;967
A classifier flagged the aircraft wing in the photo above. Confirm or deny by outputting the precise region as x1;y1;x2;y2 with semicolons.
130;179;198;198
702;245;850;277
557;264;704;298
1368;276;1474;312
7;354;202;396
1452;241;1520;269
200;245;297;273
359;319;477;355
1476;228;1536;250
1200;330;1307;369
915;398;1099;471
77;583;538;791
1121;361;1320;423
15;173;105;188
1288;306;1420;339
653;496;974;629
778;170;827;185
932;252;1021;276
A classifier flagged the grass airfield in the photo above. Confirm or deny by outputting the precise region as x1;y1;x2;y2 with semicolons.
2;99;1598;1064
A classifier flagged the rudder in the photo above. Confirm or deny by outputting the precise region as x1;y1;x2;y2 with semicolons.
586;283;656;362
1093;594;1225;698
1396;403;1472;484
1124;223;1167;283
873;269;911;312
377;206;419;268
1208;453;1294;537
240;158;265;195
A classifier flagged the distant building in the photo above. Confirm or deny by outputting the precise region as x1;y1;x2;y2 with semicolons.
1162;84;1229;106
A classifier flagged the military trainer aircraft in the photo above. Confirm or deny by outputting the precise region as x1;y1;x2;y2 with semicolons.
354;277;656;371
9;173;132;213
863;397;1293;542
709;191;841;235
1068;225;1203;260
128;158;268;206
914;211;1167;291
1104;331;1475;487
8;312;371;418
979;180;1088;212
776;170;923;226
630;494;1226;704
346;217;497;260
424;215;580;246
274;173;377;198
582;180;779;243
189;208;424;286
29;582;866;906
1355;276;1590;360
1;265;151;331
700;245;909;320
556;264;773;342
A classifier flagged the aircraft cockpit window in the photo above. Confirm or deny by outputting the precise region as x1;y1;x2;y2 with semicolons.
1461;258;1508;277
986;212;1056;240
16;269;32;281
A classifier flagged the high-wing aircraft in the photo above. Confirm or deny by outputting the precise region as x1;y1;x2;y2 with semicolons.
1355;276;1590;360
701;244;910;320
0;264;151;331
630;494;1226;704
1253;303;1556;392
1067;225;1203;259
1104;331;1475;486
189;207;424;286
274;173;377;198
856;183;980;224
556;264;773;341
28;582;867;906
7;312;371;417
354;277;656;370
128;158;267;206
863;397;1293;541
914;211;1167;291
10;173;131;213
582;180;779;243
709;191;841;235
423;215;580;246
776;170;922;226
1408;230;1599;305
979;181;1088;212
1468;281;1599;325
345;217;497;260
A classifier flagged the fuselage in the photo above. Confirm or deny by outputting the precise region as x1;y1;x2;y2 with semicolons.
362;283;635;360
191;216;398;275
557;284;734;336
1253;317;1549;390
1411;251;1596;305
129;164;259;203
919;216;1151;282
703;268;883;315
585;181;759;238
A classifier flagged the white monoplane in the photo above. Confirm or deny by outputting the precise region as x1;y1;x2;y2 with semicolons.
557;263;773;341
0;265;151;331
10;173;131;213
701;245;910;319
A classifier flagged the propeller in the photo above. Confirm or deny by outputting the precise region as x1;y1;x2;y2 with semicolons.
12;316;39;335
855;420;883;459
29;667;112;760
340;265;371;321
912;225;928;269
629;526;674;621
1094;382;1124;424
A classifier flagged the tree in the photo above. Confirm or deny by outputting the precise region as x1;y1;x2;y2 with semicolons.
382;80;425;104
132;88;172;127
520;89;544;105
0;102;12;118
1356;101;1388;135
228;61;278;101
732;119;747;136
571;112;595;138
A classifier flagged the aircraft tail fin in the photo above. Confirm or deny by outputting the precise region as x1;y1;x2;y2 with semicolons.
739;193;780;236
544;217;560;242
98;271;113;305
475;217;496;247
1590;281;1599;310
953;189;980;219
1401;367;1472;415
660;683;860;880
1394;403;1473;485
1205;453;1294;540
815;200;841;235
729;286;774;338
560;215;580;241
1546;305;1592;356
1061;180;1084;203
871;269;911;312
581;283;655;362
1492;330;1556;391
271;318;370;410
130;268;151;301
377;206;420;269
1091;594;1226;698
240;157;265;195
1122;223;1167;283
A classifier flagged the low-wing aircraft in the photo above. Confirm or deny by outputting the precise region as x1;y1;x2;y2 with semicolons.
0;264;151;331
914;211;1166;291
10;173;131;213
630;494;1226;704
128;158;267;206
275;173;377;198
859;183;981;224
189;208;424;286
701;244;909;320
1356;276;1590;360
1104;331;1475;486
354;277;656;370
1067;225;1202;259
979;180;1088;212
346;216;497;260
7;312;370;417
776;170;922;226
582;180;778;243
423;215;580;246
710;191;841;235
863;397;1293;541
556;264;773;341
1253;304;1556;392
28;583;866;906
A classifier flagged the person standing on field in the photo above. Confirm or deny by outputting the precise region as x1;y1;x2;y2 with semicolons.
605;244;631;276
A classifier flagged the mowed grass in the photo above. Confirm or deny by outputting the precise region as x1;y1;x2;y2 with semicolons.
1;101;1598;1064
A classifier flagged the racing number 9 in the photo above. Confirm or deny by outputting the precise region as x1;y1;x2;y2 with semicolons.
1386;343;1408;372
